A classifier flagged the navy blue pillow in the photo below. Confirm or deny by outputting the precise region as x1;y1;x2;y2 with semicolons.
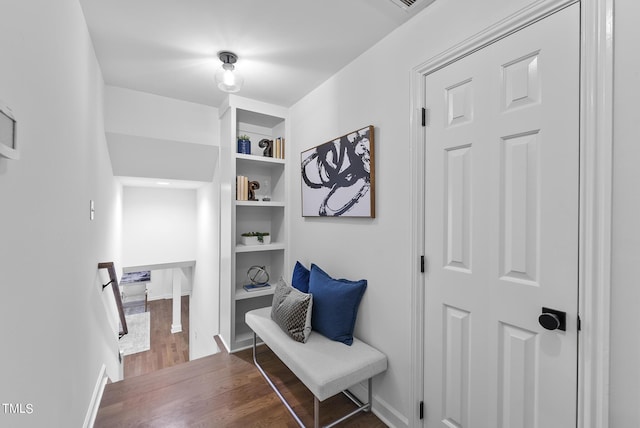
292;261;311;293
308;264;367;345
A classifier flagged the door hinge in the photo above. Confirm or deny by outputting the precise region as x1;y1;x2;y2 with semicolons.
420;255;425;273
577;315;581;331
419;401;424;419
421;108;427;127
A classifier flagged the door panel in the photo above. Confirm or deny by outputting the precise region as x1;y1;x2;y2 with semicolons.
423;4;580;427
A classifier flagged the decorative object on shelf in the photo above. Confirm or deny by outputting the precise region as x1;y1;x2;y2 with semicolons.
241;232;271;245
258;138;273;157
260;179;271;201
247;265;270;285
0;99;19;160
215;51;244;93
301;125;375;217
248;180;260;201
237;134;251;154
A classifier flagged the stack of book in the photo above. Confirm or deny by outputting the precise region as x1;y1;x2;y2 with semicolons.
243;283;271;292
236;175;249;200
273;137;285;159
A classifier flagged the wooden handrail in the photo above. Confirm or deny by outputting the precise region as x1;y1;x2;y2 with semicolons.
98;262;128;338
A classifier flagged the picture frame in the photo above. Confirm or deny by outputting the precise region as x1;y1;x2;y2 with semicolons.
301;125;375;217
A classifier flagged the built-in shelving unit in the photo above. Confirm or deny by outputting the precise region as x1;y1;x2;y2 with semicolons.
219;95;288;352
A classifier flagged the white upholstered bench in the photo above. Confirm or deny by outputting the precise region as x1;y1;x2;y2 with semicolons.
245;307;387;428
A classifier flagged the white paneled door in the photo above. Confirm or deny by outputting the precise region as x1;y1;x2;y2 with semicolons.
423;4;579;427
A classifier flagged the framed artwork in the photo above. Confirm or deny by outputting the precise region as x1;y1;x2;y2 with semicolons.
301;125;375;217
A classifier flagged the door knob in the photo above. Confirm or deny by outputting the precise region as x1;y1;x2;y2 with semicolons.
538;307;566;331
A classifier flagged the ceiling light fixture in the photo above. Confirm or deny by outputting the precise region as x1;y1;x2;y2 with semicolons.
215;51;244;93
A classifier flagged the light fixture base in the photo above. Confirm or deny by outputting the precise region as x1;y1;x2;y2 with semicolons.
218;51;238;65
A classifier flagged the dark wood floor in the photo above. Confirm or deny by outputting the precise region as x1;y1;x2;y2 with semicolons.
97;339;387;427
124;296;190;378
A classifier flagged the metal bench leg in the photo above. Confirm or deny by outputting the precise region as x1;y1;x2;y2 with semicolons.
252;333;306;428
323;378;374;428
252;332;376;428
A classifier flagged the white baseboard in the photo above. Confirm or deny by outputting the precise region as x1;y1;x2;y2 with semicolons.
218;334;232;353
371;393;410;428
349;381;409;428
83;364;108;428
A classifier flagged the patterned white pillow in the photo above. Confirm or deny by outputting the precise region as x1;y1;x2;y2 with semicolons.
271;278;313;343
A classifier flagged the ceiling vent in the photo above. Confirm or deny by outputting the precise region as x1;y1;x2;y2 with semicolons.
388;0;435;13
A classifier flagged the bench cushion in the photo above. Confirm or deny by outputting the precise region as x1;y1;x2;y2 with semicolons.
246;307;387;401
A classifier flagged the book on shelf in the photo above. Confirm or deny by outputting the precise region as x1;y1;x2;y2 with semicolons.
242;283;271;292
273;137;285;159
236;175;249;200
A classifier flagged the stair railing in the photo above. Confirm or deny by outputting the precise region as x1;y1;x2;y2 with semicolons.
98;262;128;338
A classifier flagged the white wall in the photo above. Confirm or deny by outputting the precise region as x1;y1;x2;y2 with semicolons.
104;86;219;183
610;0;640;426
105;85;218;145
122;186;197;267
136;269;191;300
288;0;580;426
191;171;222;359
0;1;122;427
106;132;218;182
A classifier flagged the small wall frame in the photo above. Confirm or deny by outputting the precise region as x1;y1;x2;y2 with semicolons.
301;125;375;217
0;100;18;160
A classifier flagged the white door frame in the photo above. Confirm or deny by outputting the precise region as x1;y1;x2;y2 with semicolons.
409;0;614;426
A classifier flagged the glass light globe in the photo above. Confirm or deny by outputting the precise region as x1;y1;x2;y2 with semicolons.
215;63;244;93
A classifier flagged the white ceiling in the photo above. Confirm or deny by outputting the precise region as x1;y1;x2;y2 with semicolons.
79;0;434;109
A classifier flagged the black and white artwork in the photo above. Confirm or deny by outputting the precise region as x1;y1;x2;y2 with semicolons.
301;125;375;217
